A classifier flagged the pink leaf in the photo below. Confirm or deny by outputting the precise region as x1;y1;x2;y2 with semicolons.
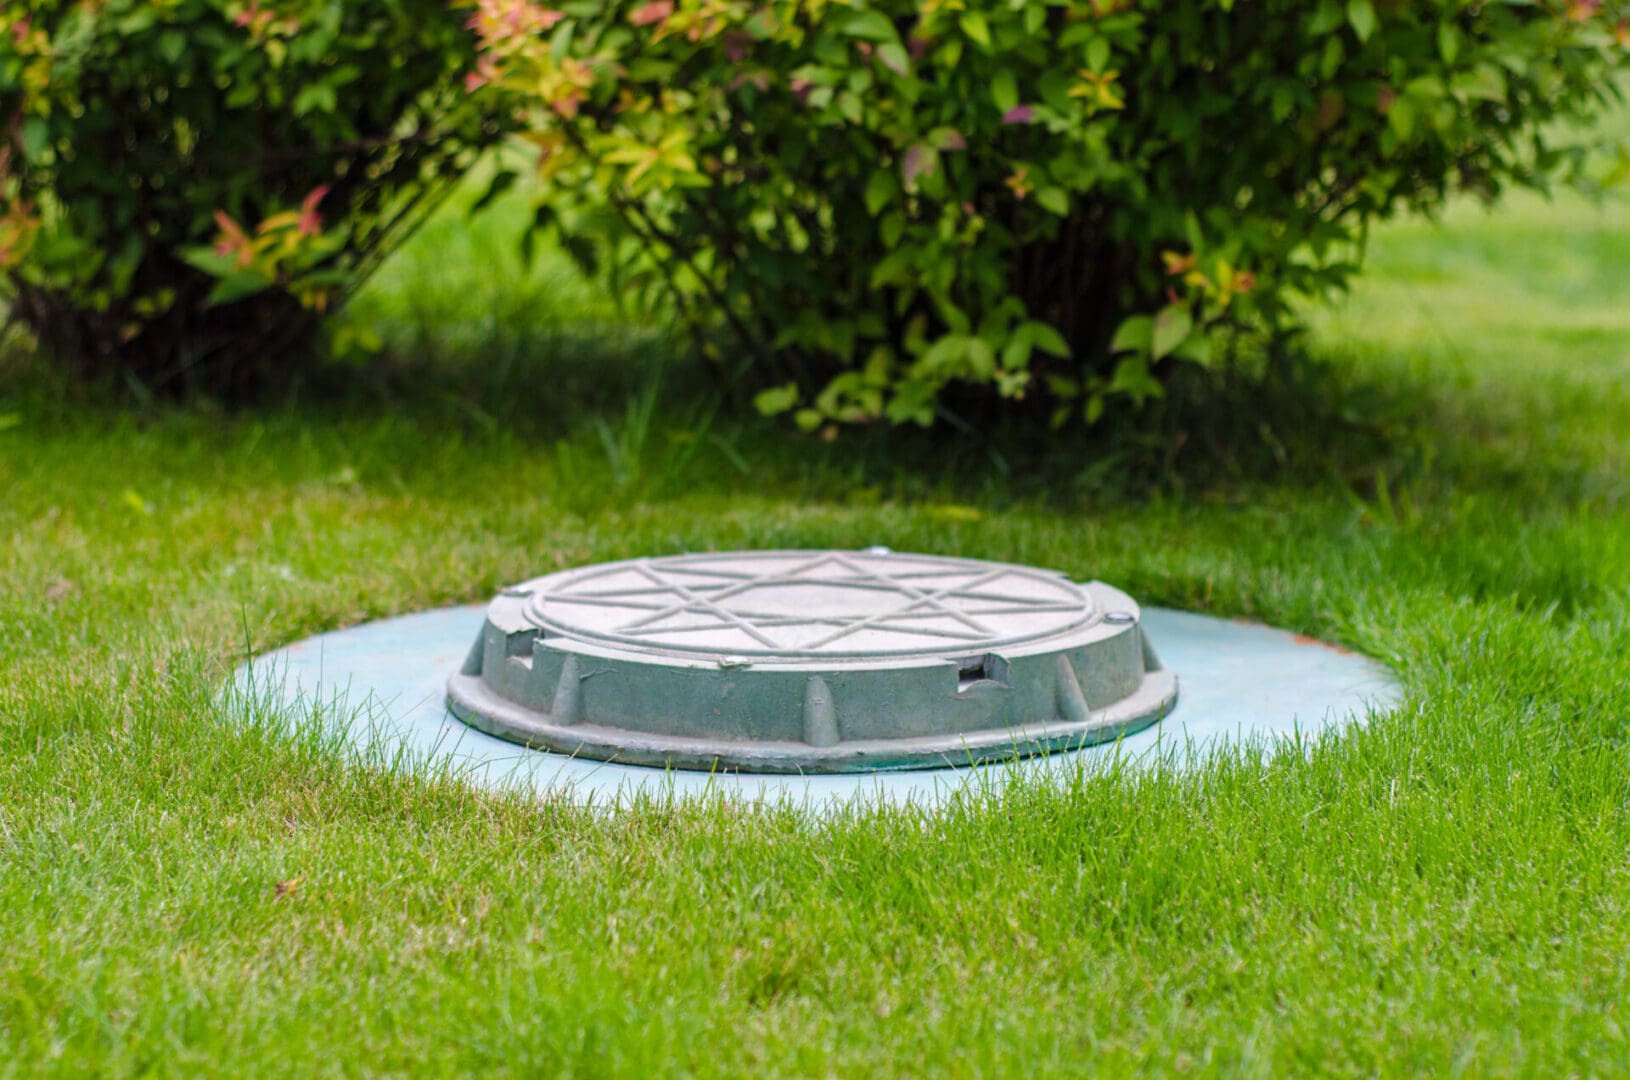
212;211;255;268
902;144;937;187
297;185;329;237
630;0;673;27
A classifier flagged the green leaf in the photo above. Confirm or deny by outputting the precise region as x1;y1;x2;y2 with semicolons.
1044;374;1080;398
1034;187;1069;216
1320;36;1345;79
838;91;864;124
966;337;996;378
1172;332;1214;367
1108;356;1164;406
875;42;911;77
1437;23;1460;64
880;213;904;249
1308;0;1344;35
1024;321;1071;358
1110;315;1152;354
1271;84;1296;124
625;58;680;82
958;12;991;49
1151;304;1193;360
839;10;899;43
293;82;337;116
206;271;276;306
917;335;964;374
916;334;994;379
1386;97;1415;141
116;8;155;34
991;69;1019;115
179;246;240;278
793;408;824;432
1086;36;1110;74
885;381;938;426
1037;70;1072;112
158;30;187;65
870;249;916;290
1002;337;1034;370
1346;0;1376;43
753;383;801;416
1084;393;1106;424
20;117;50;162
864;170;894;215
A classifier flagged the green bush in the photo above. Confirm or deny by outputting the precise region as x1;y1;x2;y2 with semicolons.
478;0;1628;428
0;0;499;395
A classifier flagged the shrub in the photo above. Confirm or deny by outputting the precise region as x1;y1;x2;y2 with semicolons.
476;0;1629;429
0;0;499;395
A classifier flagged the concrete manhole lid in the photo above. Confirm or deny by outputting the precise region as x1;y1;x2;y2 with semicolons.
447;550;1176;773
512;549;1097;659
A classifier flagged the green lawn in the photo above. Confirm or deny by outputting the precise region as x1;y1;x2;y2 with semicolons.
3;164;1630;1074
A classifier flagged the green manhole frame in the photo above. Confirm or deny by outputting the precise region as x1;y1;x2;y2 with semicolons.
448;550;1177;774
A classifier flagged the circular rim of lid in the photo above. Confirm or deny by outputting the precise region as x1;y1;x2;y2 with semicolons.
507;549;1099;661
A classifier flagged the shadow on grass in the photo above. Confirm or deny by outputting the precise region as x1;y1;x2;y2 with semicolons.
3;311;1444;506
333;319;1453;506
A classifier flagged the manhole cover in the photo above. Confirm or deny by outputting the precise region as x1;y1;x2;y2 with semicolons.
447;550;1177;772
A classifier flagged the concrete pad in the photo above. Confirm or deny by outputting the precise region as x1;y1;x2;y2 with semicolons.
234;605;1400;810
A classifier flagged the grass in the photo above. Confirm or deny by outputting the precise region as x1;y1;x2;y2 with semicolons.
3;162;1630;1075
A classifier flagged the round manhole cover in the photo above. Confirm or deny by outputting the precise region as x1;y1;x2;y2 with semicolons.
519;549;1095;658
448;550;1177;773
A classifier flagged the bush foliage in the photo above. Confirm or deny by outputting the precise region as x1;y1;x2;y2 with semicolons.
479;0;1629;428
0;0;498;394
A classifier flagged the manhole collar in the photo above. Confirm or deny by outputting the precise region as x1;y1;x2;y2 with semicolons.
449;550;1176;772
